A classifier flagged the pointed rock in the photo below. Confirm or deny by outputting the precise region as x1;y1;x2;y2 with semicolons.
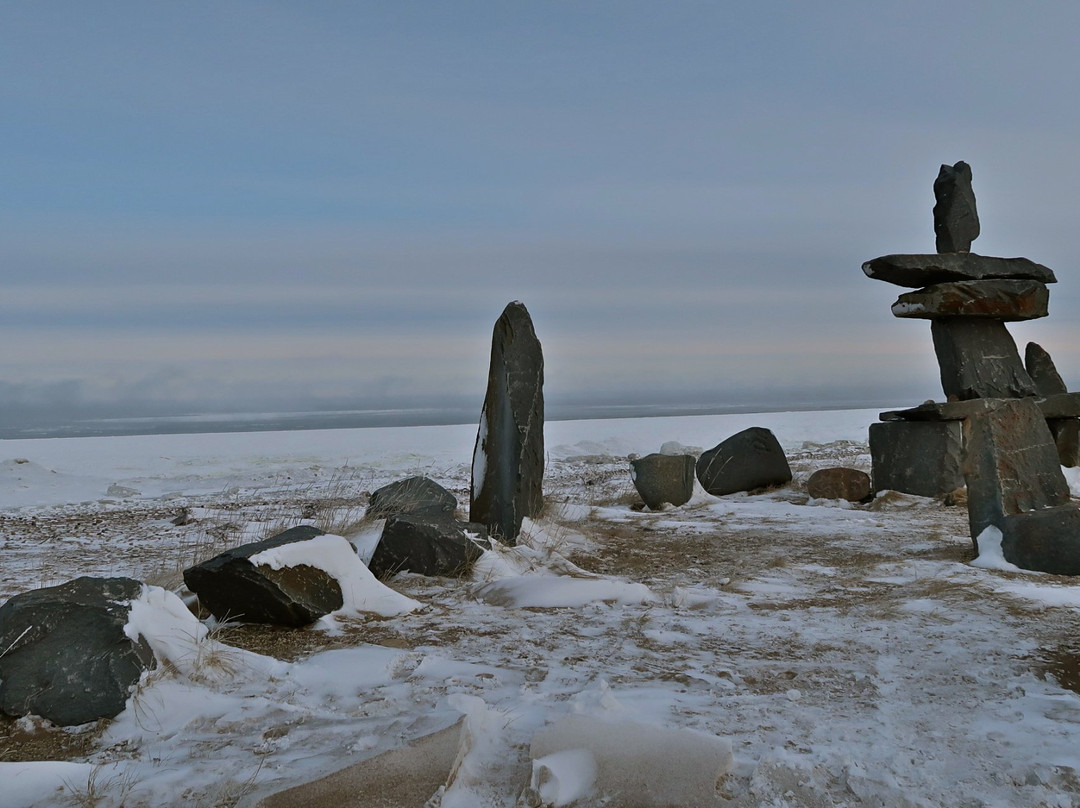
933;160;980;253
1026;342;1080;467
470;301;544;544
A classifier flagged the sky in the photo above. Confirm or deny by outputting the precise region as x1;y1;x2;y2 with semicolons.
5;1;1080;427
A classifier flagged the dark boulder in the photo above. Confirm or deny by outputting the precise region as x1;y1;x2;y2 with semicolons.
695;428;791;496
862;254;1056;288
931;318;1037;400
869;421;964;497
0;577;155;726
933;160;980;254
183;526;344;627
630;454;696;509
470;301;545;544
891;279;1048;321
368;514;490;579
367;476;458;520
806;468;871;502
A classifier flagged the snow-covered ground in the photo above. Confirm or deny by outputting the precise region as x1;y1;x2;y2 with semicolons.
3;409;1080;807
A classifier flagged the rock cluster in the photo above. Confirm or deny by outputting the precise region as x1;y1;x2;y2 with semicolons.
865;161;1080;572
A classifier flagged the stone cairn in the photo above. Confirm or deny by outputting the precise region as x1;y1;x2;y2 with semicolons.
865;161;1080;573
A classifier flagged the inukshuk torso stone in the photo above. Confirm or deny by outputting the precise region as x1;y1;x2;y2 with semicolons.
470;301;544;544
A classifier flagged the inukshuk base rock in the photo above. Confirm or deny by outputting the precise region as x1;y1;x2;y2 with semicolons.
865;161;1080;572
470;301;544;545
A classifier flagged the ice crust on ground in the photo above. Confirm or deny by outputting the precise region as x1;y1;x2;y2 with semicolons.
3;410;1080;806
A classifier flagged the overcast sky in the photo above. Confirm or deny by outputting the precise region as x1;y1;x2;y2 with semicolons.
4;2;1080;422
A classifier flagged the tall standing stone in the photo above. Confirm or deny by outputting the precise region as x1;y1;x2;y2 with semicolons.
470;301;544;545
933;160;980;254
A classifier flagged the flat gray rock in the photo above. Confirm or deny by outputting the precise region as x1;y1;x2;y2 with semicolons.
862;254;1056;288
891;279;1048;321
0;577;155;726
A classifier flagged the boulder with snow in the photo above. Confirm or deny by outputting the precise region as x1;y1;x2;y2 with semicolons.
366;476;458;520
630;453;696;509
368;513;490;579
0;576;155;726
695;427;791;496
470;301;545;545
806;467;871;502
183;525;345;626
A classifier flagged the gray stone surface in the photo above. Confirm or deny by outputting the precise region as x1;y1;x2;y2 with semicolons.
931;318;1037;400
470;301;545;545
1026;342;1080;467
630;453;696;509
961;397;1069;544
0;577;155;726
696;427;791;496
999;506;1080;575
862;254;1056;288
806;468;871;502
184;526;345;626
367;476;458;521
368;514;490;579
869;421;964;497
891;279;1048;321
933;161;980;254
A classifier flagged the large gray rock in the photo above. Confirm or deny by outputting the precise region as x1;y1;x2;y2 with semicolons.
862;254;1056;288
183;526;344;627
806;467;871;502
696;428;791;496
961;397;1069;545
869;421;964;497
0;577;155;726
933;161;980;254
891;279;1048;321
367;476;458;520
470;301;544;544
1026;342;1080;467
368;514;490;579
997;506;1080;575
630;454;696;509
931;318;1037;400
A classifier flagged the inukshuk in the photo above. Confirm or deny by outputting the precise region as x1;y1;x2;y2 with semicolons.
864;161;1080;573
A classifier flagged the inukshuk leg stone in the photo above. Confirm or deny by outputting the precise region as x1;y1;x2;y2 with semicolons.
1026;341;1080;467
470;301;544;545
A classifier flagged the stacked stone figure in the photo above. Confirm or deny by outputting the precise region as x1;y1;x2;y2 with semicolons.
865;161;1080;573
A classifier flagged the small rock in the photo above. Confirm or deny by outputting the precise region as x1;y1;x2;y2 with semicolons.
368;514;490;579
367;476;458;520
630;454;696;509
806;468;871;502
696;427;791;496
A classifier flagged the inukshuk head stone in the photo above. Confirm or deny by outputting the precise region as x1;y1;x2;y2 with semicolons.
933;160;980;254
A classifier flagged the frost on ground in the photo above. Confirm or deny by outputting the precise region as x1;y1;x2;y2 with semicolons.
2;411;1080;806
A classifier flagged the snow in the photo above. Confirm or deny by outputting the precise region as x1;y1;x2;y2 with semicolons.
4;408;1080;806
971;525;1025;573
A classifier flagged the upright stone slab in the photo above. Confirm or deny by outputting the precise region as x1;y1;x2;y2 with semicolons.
961;397;1069;544
933;160;980;254
470;301;544;545
869;421;964;496
930;318;1037;400
1026;342;1080;467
